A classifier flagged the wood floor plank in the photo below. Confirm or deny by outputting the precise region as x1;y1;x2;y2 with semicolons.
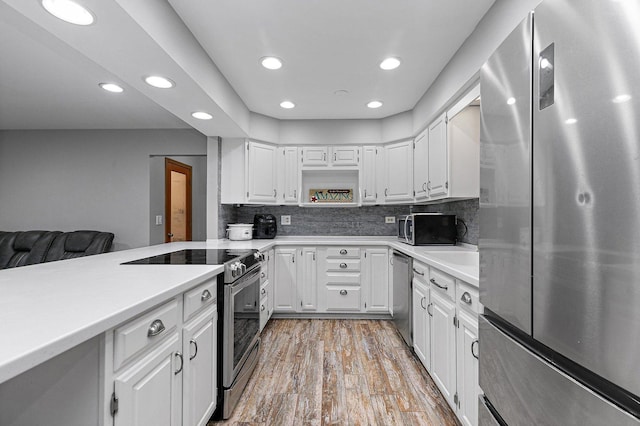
209;319;459;426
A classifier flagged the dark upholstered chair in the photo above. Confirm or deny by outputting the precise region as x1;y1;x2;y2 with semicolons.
0;231;61;269
44;230;114;262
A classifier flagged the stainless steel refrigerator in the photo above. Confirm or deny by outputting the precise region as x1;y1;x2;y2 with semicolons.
479;0;640;424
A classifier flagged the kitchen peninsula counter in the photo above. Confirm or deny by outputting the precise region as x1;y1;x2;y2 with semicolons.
0;237;477;386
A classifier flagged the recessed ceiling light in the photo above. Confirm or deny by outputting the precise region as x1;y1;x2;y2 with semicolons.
507;97;516;105
380;57;401;70
280;101;295;109
41;0;94;25
565;118;578;125
144;75;175;89
613;94;632;103
191;111;213;120
261;57;283;70
367;100;383;109
99;83;124;93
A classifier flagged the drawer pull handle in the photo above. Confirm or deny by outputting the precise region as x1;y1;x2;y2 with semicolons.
201;289;212;301
261;304;266;311
427;303;433;317
430;278;448;290
471;340;479;359
340;263;348;269
174;352;184;375
412;268;425;276
261;272;266;279
420;296;426;310
340;289;348;296
261;288;266;295
340;249;348;255
147;319;166;337
461;292;472;305
189;339;198;360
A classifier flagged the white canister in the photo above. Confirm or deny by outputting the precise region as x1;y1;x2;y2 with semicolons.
226;224;253;240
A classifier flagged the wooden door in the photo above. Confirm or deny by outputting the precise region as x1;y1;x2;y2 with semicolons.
165;158;192;243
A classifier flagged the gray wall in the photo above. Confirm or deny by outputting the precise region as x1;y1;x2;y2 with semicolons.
0;129;207;250
149;155;207;245
233;198;479;245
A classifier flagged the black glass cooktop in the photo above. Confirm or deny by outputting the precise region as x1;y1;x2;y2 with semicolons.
122;249;256;265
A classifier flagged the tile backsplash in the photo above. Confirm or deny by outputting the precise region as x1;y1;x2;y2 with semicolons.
222;199;479;245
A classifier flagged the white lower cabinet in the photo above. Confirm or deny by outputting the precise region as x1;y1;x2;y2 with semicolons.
412;276;430;369
298;247;318;311
430;286;457;408
273;248;297;312
455;309;479;426
108;279;219;426
114;332;183;426
363;248;389;312
182;307;217;426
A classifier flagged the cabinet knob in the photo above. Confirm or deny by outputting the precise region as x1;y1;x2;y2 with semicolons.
340;249;348;255
461;292;472;305
261;272;266;279
340;262;348;269
201;289;212;301
147;319;166;337
261;304;266;311
261;288;266;295
340;289;348;295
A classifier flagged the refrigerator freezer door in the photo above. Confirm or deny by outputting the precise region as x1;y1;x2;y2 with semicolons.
533;0;640;397
479;316;640;426
479;15;532;334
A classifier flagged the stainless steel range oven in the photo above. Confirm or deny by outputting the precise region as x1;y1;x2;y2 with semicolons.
221;262;261;418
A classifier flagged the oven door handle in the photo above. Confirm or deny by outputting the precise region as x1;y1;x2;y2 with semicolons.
228;267;261;296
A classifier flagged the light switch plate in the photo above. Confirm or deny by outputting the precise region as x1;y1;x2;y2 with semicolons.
385;216;396;224
155;215;163;225
281;215;291;225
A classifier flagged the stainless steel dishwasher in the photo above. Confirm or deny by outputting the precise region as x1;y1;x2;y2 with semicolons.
392;250;412;347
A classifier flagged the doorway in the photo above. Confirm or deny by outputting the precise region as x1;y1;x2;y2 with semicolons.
165;158;192;242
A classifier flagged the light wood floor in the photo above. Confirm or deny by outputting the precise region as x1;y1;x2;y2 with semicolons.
210;319;459;426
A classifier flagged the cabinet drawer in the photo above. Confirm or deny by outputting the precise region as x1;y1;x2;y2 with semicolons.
260;279;270;301
326;286;361;311
412;261;429;282
429;267;455;300
114;299;179;370
326;247;361;258
456;280;480;315
324;272;361;286
184;278;217;321
326;258;361;272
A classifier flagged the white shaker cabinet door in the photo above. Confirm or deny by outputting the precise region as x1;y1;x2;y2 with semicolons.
298;247;318;311
301;146;328;166
183;309;217;426
361;146;378;203
384;140;414;202
247;141;277;203
456;309;479;426
430;289;457;407
427;114;448;198
413;129;429;201
274;248;297;312
114;333;182;426
364;248;389;312
412;278;430;369
279;146;299;203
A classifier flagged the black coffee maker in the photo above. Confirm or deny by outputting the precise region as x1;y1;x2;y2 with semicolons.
253;214;277;239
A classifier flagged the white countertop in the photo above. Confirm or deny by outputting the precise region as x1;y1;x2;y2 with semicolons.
0;237;478;385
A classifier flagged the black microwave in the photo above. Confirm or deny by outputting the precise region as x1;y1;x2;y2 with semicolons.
397;213;457;245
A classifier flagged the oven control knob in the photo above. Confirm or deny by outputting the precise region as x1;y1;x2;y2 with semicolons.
230;262;241;277
239;262;247;274
254;252;263;261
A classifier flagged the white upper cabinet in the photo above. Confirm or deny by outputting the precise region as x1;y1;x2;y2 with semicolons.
278;146;299;204
246;141;278;203
413;129;429;201
331;146;359;166
301;146;328;166
427;113;448;199
301;146;359;168
361;146;378;203
384;140;414;203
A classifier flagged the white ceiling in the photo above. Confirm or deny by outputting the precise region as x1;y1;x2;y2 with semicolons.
169;0;495;120
0;0;495;132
